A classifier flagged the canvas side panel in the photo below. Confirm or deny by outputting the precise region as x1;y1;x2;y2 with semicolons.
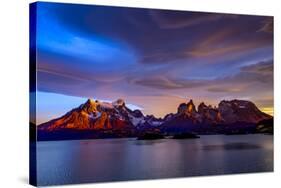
29;2;37;187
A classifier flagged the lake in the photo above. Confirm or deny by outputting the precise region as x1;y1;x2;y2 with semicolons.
36;134;273;186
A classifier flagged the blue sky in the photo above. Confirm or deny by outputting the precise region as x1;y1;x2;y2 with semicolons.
33;2;273;124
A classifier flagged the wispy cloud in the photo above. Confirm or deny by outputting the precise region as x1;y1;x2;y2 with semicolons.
257;18;273;33
149;10;237;29
187;27;272;58
129;76;207;89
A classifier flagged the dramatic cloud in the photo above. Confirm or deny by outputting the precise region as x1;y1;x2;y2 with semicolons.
149;10;237;29
34;2;274;122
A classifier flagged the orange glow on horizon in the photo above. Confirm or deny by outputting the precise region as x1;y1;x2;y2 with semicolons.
261;107;274;116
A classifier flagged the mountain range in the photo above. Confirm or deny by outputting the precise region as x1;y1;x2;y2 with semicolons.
36;98;273;140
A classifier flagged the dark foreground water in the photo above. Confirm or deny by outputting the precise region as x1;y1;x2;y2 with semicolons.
36;135;273;186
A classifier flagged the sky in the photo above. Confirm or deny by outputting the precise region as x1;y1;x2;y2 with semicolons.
33;2;274;124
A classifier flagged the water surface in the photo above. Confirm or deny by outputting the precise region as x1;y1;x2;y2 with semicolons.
37;135;273;186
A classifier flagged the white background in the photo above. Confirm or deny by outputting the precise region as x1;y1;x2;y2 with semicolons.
0;0;280;187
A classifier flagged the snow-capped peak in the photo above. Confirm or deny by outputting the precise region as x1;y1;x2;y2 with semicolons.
112;98;125;107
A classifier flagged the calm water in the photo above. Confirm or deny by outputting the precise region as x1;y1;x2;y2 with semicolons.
36;135;273;186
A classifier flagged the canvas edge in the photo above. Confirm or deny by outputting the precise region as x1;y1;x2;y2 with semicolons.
29;2;38;187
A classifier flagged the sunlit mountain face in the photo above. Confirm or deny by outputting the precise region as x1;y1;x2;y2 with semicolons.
34;2;273;125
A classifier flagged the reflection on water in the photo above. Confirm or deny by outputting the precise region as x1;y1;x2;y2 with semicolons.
203;142;262;150
37;135;273;186
132;139;167;145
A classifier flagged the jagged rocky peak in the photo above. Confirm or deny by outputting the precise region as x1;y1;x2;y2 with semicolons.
197;101;222;123
177;99;197;114
113;98;125;107
219;99;253;111
164;113;174;121
81;98;99;113
131;109;144;118
218;99;271;123
186;99;196;113
146;114;156;120
177;103;188;114
85;98;96;105
198;102;208;113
